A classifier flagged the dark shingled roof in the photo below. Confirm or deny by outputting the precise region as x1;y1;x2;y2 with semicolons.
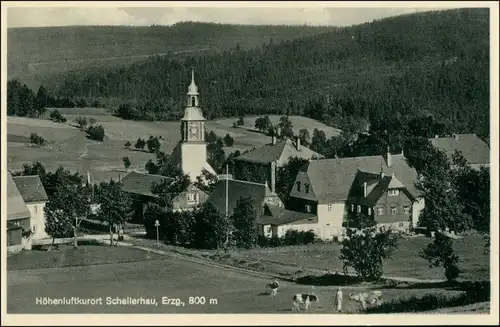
347;170;417;206
430;134;490;165
258;205;317;226
6;172;31;221
294;154;419;204
208;179;279;216
121;171;172;197
234;138;323;165
12;175;48;203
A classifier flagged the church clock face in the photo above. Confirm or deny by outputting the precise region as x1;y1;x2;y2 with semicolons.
188;122;201;141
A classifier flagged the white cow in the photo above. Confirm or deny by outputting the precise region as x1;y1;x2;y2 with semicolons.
349;290;383;310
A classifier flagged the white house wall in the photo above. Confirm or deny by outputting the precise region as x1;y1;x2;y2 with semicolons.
316;203;346;239
412;198;425;228
26;202;49;239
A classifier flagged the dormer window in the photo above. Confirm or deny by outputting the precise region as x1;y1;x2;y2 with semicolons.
296;181;301;192
357;205;361;213
305;183;310;193
351;204;355;212
388;189;399;196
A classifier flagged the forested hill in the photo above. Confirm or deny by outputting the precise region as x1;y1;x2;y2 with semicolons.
34;9;491;138
8;22;338;88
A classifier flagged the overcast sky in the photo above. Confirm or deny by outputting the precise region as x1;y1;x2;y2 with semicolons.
5;4;457;28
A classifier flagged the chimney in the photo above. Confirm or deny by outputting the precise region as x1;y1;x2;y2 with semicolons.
271;134;277;145
296;137;301;151
270;161;276;193
363;182;367;198
386;146;392;168
401;147;404;157
453;134;459;141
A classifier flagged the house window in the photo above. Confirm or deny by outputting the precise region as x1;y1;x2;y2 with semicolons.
403;205;411;214
368;207;372;215
34;206;38;213
305;205;311;213
327;204;332;212
187;193;196;203
388;189;399;196
296;181;301;192
14;221;20;226
377;207;384;215
398;222;404;227
357;205;361;213
390;206;397;215
266;226;272;234
305;183;310;193
351;204;355;212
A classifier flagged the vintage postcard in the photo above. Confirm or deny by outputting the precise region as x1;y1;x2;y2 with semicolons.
1;1;498;325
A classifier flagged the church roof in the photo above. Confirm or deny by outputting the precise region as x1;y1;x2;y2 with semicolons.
181;107;205;121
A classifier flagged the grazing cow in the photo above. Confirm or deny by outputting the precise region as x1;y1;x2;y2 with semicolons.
349;290;383;310
292;293;319;312
266;280;280;297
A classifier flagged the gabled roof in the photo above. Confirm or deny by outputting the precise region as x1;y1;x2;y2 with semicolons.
121;171;172;198
12;175;48;203
234;138;323;165
302;154;419;204
347;170;417;206
258;205;317;226
430;134;490;165
6;172;31;221
289;171;318;201
208;178;279;216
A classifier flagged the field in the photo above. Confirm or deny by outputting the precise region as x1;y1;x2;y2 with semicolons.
128;234;490;283
6;110;340;181
6;244;487;314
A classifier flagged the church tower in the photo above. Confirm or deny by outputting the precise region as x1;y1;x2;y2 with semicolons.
179;68;215;180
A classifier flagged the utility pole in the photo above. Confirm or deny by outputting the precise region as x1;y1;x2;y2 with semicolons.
224;164;229;252
155;220;160;247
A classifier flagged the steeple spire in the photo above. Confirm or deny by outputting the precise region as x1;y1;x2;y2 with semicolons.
187;67;199;96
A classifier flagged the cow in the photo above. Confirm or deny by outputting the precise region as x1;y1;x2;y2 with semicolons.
266;280;280;297
292;293;319;312
349;290;383;310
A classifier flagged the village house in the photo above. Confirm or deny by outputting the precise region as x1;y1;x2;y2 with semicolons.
207;175;284;218
12;175;50;240
121;171;209;221
275;150;424;240
430;133;490;169
232;136;323;185
6;172;33;252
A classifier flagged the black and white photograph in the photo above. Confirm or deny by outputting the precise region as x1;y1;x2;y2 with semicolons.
1;1;498;325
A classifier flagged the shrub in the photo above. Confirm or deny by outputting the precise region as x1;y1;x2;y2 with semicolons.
122;156;131;171
135;138;146;151
89;117;97;125
419;231;460;282
30;133;45;146
124;141;131;149
74;116;88;129
49;110;67;123
86;124;105;141
223;133;234;147
237;116;244;126
282;229;316;246
340;226;400;281
146;136;161;153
